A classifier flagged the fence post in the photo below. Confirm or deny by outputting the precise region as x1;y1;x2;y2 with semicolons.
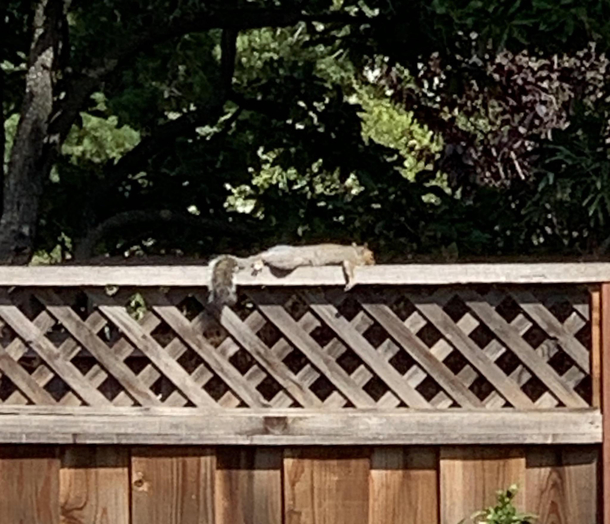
601;284;610;524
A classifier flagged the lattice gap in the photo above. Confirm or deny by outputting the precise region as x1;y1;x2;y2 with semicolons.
0;284;593;410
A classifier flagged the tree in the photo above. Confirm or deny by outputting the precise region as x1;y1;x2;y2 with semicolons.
4;0;610;264
2;0;377;262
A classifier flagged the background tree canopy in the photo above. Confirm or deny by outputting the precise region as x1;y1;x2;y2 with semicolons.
3;0;610;264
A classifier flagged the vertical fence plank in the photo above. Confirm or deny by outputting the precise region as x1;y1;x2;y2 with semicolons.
0;446;60;524
440;447;526;524
601;283;610;524
369;447;439;524
216;448;282;524
284;448;370;524
131;447;216;524
592;287;602;408
60;446;130;524
526;447;599;524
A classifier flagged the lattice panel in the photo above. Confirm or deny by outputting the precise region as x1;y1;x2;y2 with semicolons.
0;285;592;409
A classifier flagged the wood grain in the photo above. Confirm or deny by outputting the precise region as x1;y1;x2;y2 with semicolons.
1;263;610;286
414;298;533;408
0;446;60;524
306;293;430;408
440;447;526;524
131;447;215;524
601;283;610;524
39;290;161;406
462;290;588;408
147;290;268;407
0;407;600;445
526;447;599;524
216;448;282;524
89;291;216;407
60;446;129;524
0;298;109;406
592;287;601;408
369;447;439;524
254;293;376;407
284;448;370;524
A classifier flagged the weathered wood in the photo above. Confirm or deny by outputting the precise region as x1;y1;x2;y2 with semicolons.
216;448;282;524
0;344;56;404
306;292;430;408
131;448;215;524
284;448;370;524
415;298;533;408
146;290;268;407
60;447;130;524
440;447;526;524
88;290;217;407
369;447;439;524
0;406;599;444
0;446;60;524
602;283;610;524
526;447;599;524
592;287;602;408
0;263;609;286
207;297;323;408
39;290;161;406
462;290;589;407
0;297;110;406
361;302;483;407
510;289;590;372
253;292;376;407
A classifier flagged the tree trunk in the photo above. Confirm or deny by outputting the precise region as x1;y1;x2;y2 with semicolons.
0;0;64;263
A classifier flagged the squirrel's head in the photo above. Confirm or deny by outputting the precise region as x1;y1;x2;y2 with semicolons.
357;244;375;265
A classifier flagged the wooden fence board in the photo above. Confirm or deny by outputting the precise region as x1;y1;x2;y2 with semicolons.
526;447;599;524
369;447;439;524
147;291;268;407
0;300;109;406
601;283;610;524
440;447;526;524
39;291;161;406
306;293;430;408
253;292;375;408
284;448;370;524
592;287;602;408
0;407;599;445
462;290;588;408
131;447;215;524
89;292;217;407
2;263;610;286
0;446;60;524
510;290;590;372
413;297;533;408
206;299;322;408
361;302;484;407
60;446;130;524
216;448;282;524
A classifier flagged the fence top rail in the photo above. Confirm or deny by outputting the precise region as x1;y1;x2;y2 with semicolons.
0;262;606;286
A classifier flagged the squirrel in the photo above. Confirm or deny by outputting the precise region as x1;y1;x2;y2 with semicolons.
207;243;375;307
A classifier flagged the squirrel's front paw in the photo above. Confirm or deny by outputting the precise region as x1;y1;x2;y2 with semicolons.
344;282;355;292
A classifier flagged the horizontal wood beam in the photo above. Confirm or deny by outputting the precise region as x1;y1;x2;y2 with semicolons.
0;407;600;445
0;263;610;286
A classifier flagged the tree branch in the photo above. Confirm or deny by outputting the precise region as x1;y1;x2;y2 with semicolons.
73;209;258;260
100;25;239;187
48;7;364;143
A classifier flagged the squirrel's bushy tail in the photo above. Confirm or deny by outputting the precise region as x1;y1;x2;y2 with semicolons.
208;255;240;307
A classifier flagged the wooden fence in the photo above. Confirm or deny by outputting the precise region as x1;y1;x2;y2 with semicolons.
0;263;607;523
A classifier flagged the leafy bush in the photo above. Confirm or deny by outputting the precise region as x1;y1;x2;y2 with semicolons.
460;485;537;524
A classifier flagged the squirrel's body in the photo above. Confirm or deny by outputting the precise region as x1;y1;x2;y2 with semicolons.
207;243;375;307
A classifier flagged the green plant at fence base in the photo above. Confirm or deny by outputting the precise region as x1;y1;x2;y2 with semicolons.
459;485;537;524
